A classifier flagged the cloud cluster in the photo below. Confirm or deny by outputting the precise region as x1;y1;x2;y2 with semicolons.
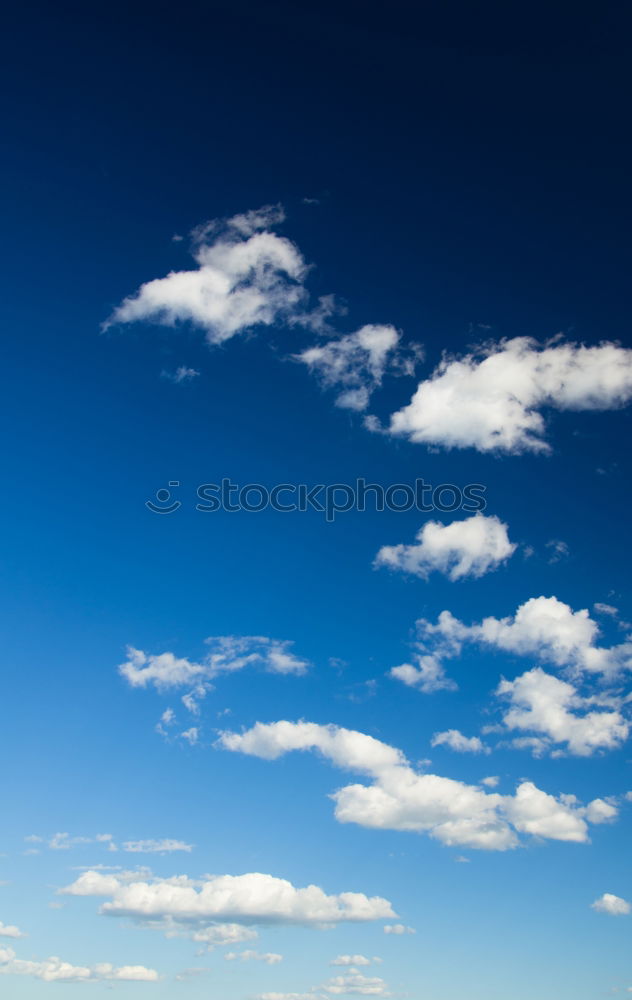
388;337;632;453
394;595;632;695
106;205;309;344
219;721;611;850
61;869;395;927
375;514;516;581
296;325;420;411
0;947;158;982
28;832;192;855
120;635;309;693
498;667;629;757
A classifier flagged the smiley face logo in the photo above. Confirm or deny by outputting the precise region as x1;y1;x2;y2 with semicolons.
146;481;181;514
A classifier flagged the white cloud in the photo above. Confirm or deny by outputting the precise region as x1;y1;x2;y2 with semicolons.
219;721;608;850
405;596;632;694
257;994;318;1000
498;668;629;757
0;946;158;982
0;923;25;939
180;727;200;745
106;205;310;344
481;776;500;788
323;972;391;995
60;869;395;926
388;337;632;454
122;839;193;854
330;956;373;967
389;656;457;695
383;924;415;935
119;636;309;694
431;730;490;754
192;924;258;949
591;893;631;915
375;514;516;581
295;325;420;411
224;950;283;964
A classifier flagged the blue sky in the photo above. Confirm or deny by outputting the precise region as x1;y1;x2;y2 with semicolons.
2;2;632;997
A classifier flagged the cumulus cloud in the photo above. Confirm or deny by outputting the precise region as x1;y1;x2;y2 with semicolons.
383;924;415;935
591;893;631;915
106;205;311;344
120;636;309;696
295;325;421;411
0;946;158;982
375;514;516;581
398;596;632;695
219;721;609;850
498;668;629;757
388;337;632;453
60;869;395;927
431;730;490;754
0;923;25;939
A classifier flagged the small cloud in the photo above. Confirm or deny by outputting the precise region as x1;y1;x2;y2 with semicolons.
383;924;415;935
180;727;200;746
431;730;490;755
546;539;570;564
162;366;200;384
591;893;631;916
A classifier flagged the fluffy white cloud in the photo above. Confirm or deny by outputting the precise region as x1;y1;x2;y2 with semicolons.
591;893;631;915
225;950;282;964
60;869;395;926
219;721;608;850
375;514;516;581
330;956;373;967
106;205;310;344
400;596;632;695
122;839;193;854
296;325;420;411
498;668;629;757
383;924;415;935
0;946;158;982
389;655;457;695
388;337;632;453
120;636;308;693
431;730;490;754
0;923;25;939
